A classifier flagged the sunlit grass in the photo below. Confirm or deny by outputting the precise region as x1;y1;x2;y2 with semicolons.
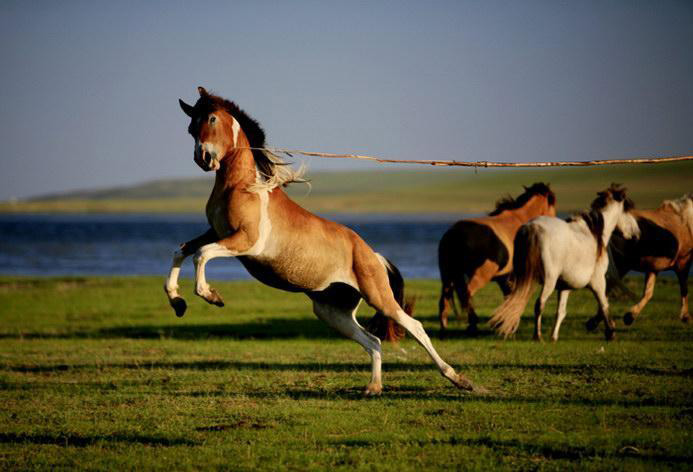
0;275;691;470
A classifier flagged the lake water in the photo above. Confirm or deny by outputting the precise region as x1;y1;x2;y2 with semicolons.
0;213;463;280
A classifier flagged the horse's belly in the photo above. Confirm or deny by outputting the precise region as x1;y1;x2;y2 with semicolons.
238;257;305;292
239;251;349;293
557;253;594;288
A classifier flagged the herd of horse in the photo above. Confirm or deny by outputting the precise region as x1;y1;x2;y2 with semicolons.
165;88;692;394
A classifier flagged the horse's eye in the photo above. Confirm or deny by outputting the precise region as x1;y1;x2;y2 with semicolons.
209;115;216;124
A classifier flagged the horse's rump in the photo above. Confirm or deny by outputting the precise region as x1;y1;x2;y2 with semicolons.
365;256;414;342
438;221;510;281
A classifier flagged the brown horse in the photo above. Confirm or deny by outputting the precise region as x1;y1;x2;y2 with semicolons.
604;194;693;326
437;183;556;334
164;87;478;395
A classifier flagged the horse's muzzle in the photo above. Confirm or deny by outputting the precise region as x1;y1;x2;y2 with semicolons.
194;149;217;172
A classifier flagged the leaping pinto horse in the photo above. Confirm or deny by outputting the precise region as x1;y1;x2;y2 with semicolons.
438;183;556;335
489;184;640;342
164;87;477;395
606;194;693;326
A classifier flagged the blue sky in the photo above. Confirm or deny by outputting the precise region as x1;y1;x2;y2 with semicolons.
1;1;691;200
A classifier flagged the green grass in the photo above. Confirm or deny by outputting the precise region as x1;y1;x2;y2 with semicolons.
1;161;691;214
0;275;692;470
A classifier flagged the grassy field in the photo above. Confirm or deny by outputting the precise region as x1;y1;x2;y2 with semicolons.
1;161;691;214
1;275;692;470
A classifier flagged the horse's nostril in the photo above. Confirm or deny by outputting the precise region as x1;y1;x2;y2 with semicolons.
203;151;211;165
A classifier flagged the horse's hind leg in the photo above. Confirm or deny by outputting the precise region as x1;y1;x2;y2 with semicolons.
533;276;558;342
550;289;571;342
624;272;656;326
461;262;498;333
355;246;478;391
312;299;383;395
676;261;691;322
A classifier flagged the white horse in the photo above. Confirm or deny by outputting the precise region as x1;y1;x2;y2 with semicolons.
489;184;640;341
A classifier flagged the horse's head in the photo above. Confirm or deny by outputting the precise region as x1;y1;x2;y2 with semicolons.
593;184;640;239
533;183;557;217
179;87;242;172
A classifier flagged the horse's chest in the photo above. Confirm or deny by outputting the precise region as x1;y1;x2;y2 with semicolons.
206;198;233;238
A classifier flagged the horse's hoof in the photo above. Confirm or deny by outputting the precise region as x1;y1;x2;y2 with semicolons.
623;312;635;326
170;297;187;318
197;287;225;307
207;288;225;307
465;324;479;336
585;317;600;332
364;384;383;396
452;374;475;392
680;314;690;324
605;330;616;341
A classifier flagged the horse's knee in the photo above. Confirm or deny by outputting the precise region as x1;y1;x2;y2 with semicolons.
193;250;205;266
172;249;185;264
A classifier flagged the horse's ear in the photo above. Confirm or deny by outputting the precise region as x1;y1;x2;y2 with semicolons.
198;86;209;97
179;99;194;117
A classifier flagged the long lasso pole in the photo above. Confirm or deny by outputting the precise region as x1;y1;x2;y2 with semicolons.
246;147;693;168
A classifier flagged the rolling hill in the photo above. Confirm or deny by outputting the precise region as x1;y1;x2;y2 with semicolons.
1;161;690;215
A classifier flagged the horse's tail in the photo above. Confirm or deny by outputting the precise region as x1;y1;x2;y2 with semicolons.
488;225;542;337
365;255;415;342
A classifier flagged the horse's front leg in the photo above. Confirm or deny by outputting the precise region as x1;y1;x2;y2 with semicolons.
193;230;255;306
164;229;218;317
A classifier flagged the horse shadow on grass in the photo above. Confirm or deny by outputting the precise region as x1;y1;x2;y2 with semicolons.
331;436;692;465
1;311;688;342
0;432;198;447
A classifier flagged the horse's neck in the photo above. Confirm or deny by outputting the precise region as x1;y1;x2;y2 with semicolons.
599;204;622;243
215;148;257;192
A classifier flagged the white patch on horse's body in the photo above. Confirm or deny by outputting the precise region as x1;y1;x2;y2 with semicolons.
231;117;240;146
663;194;693;236
375;253;392;272
245;186;272;256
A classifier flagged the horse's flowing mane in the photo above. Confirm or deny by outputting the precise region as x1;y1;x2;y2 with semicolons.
489;182;555;216
661;193;693;236
568;184;631;257
193;93;307;191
